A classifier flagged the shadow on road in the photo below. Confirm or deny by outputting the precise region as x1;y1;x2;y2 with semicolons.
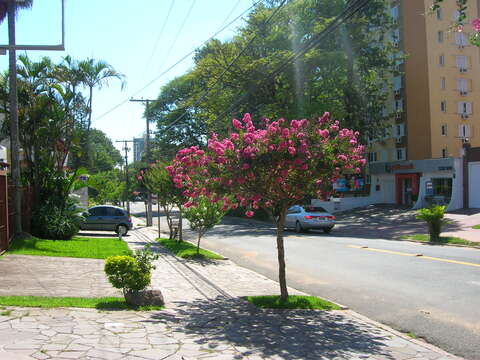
132;204;466;241
147;296;394;359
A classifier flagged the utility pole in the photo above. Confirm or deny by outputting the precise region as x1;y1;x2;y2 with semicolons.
1;0;66;236
7;1;21;233
116;140;134;215
130;98;155;227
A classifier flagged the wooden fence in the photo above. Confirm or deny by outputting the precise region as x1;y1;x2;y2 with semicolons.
0;171;8;253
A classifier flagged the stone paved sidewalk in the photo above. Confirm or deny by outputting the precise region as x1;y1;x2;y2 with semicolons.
0;226;462;359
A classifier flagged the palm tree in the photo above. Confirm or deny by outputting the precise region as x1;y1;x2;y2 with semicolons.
0;0;34;234
78;58;125;132
0;0;33;23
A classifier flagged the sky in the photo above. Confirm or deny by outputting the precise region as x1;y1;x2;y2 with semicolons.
0;0;255;160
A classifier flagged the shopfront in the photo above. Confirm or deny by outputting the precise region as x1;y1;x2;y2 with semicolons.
370;157;463;211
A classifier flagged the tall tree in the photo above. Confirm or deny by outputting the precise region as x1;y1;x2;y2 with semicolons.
150;0;396;151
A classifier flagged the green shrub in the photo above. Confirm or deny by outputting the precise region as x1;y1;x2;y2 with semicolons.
104;256;151;295
104;246;158;297
416;205;446;242
31;202;83;240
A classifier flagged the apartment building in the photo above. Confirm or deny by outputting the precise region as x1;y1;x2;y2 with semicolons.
366;0;480;211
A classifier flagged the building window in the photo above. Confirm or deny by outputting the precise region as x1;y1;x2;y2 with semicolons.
396;148;406;161
394;123;405;137
456;55;468;71
393;76;402;93
457;101;472;115
394;99;403;112
440;77;446;89
458;124;472;138
442;148;447;158
439;54;445;66
432;178;452;203
368;152;378;163
440;101;447;112
457;78;468;93
455;32;467;47
437;31;444;43
436;8;443;20
391;5;399;22
441;124;447;136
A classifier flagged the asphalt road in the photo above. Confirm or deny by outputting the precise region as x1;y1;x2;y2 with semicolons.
130;202;480;360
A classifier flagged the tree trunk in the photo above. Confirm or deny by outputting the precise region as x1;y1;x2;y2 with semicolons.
196;231;201;255
157;197;161;238
178;206;183;242
276;209;289;301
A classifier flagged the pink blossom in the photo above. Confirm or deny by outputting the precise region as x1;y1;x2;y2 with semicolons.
245;210;254;218
472;18;480;32
282;128;290;138
232;118;243;129
288;147;296;156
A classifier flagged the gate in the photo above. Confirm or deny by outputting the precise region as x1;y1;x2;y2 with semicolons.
0;170;8;253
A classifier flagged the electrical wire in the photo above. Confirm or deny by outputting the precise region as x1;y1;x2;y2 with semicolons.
160;0;289;132
157;0;197;73
95;0;263;121
212;0;372;124
143;0;176;77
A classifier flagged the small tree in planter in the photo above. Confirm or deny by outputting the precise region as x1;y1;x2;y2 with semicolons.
184;196;226;256
104;246;162;306
169;113;365;300
416;205;446;242
140;163;187;241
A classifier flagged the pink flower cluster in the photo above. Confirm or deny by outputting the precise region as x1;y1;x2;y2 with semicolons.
472;18;480;32
169;113;366;216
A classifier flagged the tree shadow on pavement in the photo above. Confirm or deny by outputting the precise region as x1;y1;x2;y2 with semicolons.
147;296;396;359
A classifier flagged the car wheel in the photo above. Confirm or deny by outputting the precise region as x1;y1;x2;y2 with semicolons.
323;227;333;234
116;224;128;236
295;221;303;233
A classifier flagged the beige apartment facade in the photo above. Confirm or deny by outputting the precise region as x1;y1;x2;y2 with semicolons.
315;0;480;212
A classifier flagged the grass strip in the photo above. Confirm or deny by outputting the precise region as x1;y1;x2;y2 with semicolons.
0;296;163;311
245;295;341;310
473;225;480;230
400;234;478;246
8;236;132;259
157;238;225;260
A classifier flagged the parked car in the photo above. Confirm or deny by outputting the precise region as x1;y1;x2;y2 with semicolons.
80;205;132;235
285;205;335;233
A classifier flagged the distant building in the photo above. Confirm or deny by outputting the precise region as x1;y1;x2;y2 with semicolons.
133;137;145;163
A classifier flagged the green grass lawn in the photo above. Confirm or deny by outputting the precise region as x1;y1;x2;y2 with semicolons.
473;225;480;230
157;238;225;260
245;295;341;310
400;234;478;246
0;296;163;311
8;236;132;259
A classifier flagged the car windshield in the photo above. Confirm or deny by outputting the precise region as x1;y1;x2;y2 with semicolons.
303;206;327;213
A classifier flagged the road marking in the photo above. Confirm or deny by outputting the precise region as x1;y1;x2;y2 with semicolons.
348;245;480;268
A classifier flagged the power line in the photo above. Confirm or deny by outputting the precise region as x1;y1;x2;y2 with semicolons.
213;0;373;124
159;0;371;135
143;0;176;76
159;0;289;133
95;0;262;121
157;0;197;73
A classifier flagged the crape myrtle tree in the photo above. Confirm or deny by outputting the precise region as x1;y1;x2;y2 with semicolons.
169;112;365;300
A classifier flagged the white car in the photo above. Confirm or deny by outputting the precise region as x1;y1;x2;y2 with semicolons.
285;205;335;233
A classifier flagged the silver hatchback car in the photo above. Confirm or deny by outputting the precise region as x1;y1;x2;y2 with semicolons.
285;205;335;233
80;205;133;235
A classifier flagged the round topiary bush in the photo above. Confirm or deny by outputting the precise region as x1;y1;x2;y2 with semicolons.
104;255;151;296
